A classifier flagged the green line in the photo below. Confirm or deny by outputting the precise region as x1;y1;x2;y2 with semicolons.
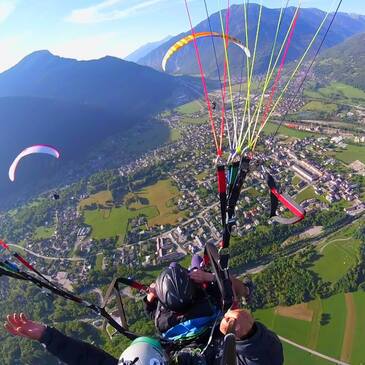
219;0;237;150
246;1;263;145
247;0;295;148
251;1;336;149
236;0;251;154
247;1;302;149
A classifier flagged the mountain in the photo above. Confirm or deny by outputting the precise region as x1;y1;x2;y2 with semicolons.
0;50;195;118
125;36;172;63
0;51;200;209
138;4;365;78
314;31;365;90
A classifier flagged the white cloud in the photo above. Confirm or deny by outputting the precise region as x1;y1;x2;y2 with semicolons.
66;0;167;24
0;35;32;72
0;1;16;23
50;32;130;60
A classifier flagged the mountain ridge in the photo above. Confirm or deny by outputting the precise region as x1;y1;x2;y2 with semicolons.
137;4;365;78
125;36;173;63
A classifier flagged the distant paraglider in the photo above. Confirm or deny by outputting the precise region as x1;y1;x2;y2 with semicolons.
53;193;60;200
9;145;60;182
161;32;250;72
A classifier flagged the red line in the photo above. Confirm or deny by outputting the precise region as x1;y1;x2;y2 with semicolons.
271;188;305;218
184;0;220;156
0;240;9;250
219;1;231;153
261;10;300;126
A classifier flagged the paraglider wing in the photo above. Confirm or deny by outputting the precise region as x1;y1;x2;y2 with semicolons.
9;144;60;182
162;32;250;72
267;174;305;225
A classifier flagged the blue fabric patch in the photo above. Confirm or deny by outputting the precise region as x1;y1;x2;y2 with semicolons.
161;310;222;341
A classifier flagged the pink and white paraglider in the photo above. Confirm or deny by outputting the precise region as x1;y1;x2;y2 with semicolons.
8;145;60;182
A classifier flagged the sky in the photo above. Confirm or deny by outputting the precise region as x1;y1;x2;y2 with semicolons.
0;0;363;72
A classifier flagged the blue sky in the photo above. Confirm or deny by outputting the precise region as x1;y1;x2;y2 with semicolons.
0;0;362;72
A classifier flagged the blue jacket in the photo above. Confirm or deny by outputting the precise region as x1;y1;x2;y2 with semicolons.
40;321;283;365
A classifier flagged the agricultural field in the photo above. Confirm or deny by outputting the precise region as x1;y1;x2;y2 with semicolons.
169;128;182;142
33;225;55;240
196;170;209;181
312;220;363;283
176;100;202;114
78;190;113;210
83;205;157;241
295;186;316;203
180;115;207;125
292;175;302;186
263;121;316;139
95;253;104;271
133;179;185;226
301;101;338;113
304;82;365;104
254;292;364;364
335;144;365;164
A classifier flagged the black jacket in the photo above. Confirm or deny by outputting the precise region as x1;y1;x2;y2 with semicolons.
39;322;283;365
144;282;221;334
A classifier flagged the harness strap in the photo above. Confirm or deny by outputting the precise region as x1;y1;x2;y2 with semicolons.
267;173;305;224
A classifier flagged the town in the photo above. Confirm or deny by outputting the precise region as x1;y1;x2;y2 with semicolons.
3;86;364;294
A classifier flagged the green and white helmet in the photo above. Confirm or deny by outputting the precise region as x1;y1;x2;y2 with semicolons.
119;337;169;365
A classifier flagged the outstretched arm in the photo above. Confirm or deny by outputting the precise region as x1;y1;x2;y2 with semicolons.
4;313;118;365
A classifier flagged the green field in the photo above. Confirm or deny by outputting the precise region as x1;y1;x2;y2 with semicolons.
313;237;361;283
351;291;365;365
169;128;182;142
335;144;365;164
196;170;209;181
282;341;333;365
255;307;312;345
304;82;365;104
176;100;202;114
79;190;113;209
133;179;184;226
254;293;358;363
292;175;302;186
181;115;207;125
84;205;157;240
295;186;316;203
34;225;55;240
301;101;338;113
95;253;103;271
316;294;347;359
312;222;362;283
263;122;316;139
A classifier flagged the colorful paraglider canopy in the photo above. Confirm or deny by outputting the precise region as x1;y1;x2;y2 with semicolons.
9;145;60;182
161;32;250;72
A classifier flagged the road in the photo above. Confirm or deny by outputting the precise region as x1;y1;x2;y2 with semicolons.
8;243;85;262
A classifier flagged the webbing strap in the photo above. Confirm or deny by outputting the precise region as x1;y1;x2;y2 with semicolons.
267;174;306;224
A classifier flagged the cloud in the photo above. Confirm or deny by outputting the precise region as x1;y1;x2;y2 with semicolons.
0;35;31;72
66;0;167;24
0;1;16;23
50;32;129;60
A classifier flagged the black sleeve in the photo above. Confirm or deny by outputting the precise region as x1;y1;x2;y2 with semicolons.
40;327;118;365
235;322;284;365
143;295;157;320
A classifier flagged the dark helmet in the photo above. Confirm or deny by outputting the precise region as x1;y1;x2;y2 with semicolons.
155;263;194;312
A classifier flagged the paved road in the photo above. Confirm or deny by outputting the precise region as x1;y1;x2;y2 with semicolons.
8;243;85;262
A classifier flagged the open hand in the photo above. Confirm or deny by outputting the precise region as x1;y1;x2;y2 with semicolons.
4;313;46;341
220;309;254;339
